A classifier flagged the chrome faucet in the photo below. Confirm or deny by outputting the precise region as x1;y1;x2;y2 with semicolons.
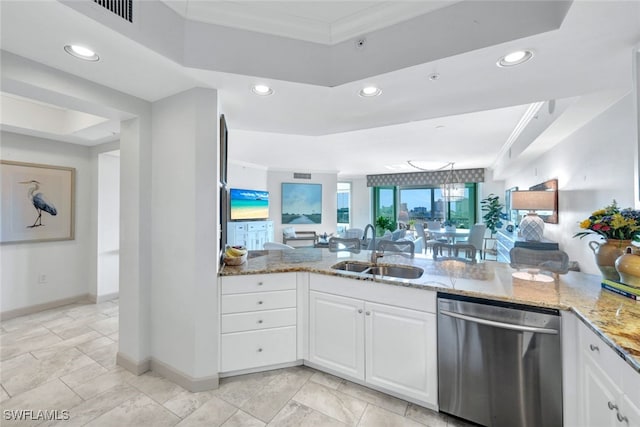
363;223;383;264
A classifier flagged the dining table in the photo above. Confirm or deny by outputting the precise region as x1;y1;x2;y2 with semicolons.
429;228;471;243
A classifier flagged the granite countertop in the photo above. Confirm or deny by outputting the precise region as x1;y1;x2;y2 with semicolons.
220;248;640;373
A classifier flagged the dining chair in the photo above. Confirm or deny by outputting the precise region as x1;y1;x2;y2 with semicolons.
432;243;477;263
342;228;364;239
424;221;447;253
377;239;415;258
457;224;486;260
414;223;428;254
328;237;361;253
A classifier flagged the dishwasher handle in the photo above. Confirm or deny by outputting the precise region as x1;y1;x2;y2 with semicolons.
440;309;559;335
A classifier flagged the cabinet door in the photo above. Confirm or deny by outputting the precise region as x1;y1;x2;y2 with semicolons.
364;302;437;405
309;291;365;380
622;395;640;427
579;353;622;427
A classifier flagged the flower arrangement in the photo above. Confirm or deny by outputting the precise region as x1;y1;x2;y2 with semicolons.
574;200;640;241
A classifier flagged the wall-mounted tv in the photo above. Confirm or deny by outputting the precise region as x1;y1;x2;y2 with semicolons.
230;188;269;221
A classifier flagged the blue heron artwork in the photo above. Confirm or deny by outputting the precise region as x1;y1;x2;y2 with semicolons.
20;179;57;228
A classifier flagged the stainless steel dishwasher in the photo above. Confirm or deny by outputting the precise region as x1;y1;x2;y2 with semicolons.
437;293;562;427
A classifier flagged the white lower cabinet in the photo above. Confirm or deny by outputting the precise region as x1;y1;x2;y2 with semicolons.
220;273;297;373
308;289;437;406
576;319;640;427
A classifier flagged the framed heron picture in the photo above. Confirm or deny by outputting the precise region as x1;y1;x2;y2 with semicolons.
1;160;75;244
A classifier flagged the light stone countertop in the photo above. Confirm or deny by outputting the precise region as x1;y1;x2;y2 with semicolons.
219;248;640;373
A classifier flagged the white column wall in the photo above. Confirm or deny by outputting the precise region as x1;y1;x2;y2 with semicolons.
150;88;219;380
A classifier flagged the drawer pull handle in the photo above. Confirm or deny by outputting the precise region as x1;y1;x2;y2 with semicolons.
616;412;628;423
365;311;371;316
589;344;599;352
358;309;363;314
257;282;263;286
258;301;264;305
257;348;263;352
608;401;618;411
257;320;263;324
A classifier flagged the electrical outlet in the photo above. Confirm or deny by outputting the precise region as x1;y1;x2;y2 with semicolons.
38;273;47;284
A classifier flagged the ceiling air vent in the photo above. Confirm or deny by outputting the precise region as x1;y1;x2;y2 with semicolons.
293;173;312;180
93;0;132;22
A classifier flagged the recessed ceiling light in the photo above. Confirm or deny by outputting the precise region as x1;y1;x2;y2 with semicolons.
251;84;273;96
435;125;446;129
64;44;100;61
359;86;382;97
428;73;440;81
497;50;533;67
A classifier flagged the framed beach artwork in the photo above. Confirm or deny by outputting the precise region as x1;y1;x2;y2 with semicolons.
1;160;75;244
281;183;322;224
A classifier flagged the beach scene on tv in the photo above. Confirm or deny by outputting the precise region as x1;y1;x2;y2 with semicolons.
281;183;322;224
230;188;269;220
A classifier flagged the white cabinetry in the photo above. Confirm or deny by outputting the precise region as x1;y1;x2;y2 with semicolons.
577;320;640;427
220;273;297;373
308;274;437;407
227;221;274;250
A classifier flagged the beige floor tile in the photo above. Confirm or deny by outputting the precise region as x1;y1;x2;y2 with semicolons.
405;404;448;427
223;409;266;427
358;404;425;427
40;315;76;330
1;353;38;379
241;367;313;423
87;317;118;335
163;388;218;418
30;331;102;359
268;401;347;427
309;371;343;390
84;393;180;427
292;382;367;426
71;368;136;399
0;385;9;402
83;341;118;369
59;362;108;390
0;380;83;427
176;395;236;427
1;325;51;345
337;381;408;416
75;336;114;354
107;332;119;342
127;370;187;404
40;384;140;427
215;370;280;407
2;348;95;396
1;331;62;361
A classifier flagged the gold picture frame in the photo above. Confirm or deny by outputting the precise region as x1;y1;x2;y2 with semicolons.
1;160;75;244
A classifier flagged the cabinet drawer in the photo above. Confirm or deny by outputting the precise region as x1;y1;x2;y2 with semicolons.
221;308;296;333
231;223;248;232
221;273;296;294
221;290;296;314
248;222;267;232
220;326;296;372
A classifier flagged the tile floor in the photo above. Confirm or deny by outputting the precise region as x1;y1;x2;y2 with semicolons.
1;300;473;426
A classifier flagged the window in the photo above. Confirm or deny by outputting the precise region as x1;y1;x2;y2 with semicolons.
377;184;477;228
337;182;351;227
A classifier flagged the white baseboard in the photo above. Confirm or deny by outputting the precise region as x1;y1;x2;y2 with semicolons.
88;292;119;304
116;352;151;375
1;294;91;320
150;357;219;392
219;360;303;378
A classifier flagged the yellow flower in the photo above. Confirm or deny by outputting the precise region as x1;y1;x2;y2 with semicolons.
592;209;606;216
611;213;633;229
579;219;591;229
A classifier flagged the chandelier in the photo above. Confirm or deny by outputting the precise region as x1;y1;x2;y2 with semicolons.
442;162;466;202
406;161;467;202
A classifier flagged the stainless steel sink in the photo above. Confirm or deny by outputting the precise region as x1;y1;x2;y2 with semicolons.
331;261;373;273
331;261;424;279
366;265;424;279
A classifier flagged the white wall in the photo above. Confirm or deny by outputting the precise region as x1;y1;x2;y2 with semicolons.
150;88;219;380
349;177;371;230
500;94;637;275
267;171;338;242
0;132;92;313
227;162;268;190
97;151;120;299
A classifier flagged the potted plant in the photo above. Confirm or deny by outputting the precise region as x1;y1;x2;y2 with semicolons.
481;193;504;236
375;216;395;237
